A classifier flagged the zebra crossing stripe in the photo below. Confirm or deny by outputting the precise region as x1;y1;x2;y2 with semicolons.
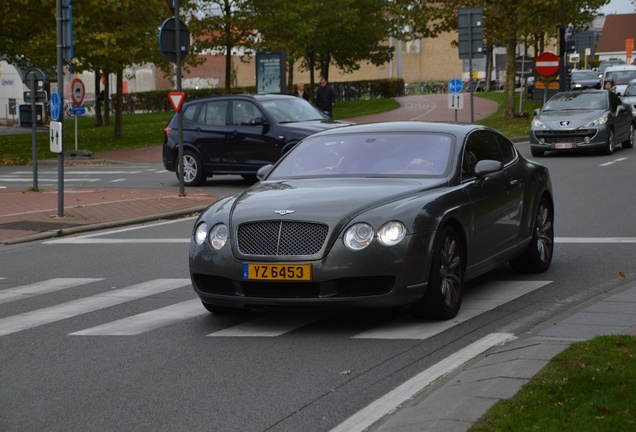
0;279;190;337
0;278;103;305
208;311;333;337
70;299;206;336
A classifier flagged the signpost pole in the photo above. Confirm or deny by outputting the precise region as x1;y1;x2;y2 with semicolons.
29;74;39;192
56;0;65;217
175;0;185;197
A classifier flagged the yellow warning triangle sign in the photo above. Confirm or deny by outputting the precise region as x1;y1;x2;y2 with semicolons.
168;92;185;112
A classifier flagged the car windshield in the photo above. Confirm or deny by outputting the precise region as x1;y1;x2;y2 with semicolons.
260;98;328;123
267;132;454;179
573;71;599;80
543;92;607;111
604;70;636;85
623;82;636;97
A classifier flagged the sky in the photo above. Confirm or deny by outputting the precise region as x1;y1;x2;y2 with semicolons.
598;0;635;14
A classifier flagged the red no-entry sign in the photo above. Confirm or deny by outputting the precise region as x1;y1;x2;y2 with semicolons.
535;52;560;77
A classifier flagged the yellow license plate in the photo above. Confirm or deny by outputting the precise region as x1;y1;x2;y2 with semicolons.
243;263;312;281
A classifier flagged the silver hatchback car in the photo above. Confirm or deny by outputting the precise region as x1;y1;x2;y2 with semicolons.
530;90;634;156
621;78;636;124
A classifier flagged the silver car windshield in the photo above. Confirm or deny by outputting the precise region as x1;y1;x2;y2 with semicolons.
260;98;328;123
623;82;636;97
604;70;636;85
543;93;607;111
268;132;454;179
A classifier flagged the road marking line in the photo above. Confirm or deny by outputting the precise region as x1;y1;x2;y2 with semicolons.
45;238;189;244
329;332;516;432
555;237;636;243
208;312;333;337
70;299;205;336
0;278;103;305
0;278;190;336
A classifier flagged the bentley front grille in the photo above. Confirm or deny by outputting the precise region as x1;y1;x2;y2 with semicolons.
237;221;329;256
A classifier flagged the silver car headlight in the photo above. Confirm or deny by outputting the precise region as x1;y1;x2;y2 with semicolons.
377;221;406;246
531;118;547;129
584;115;608;127
209;223;229;250
344;223;374;250
194;222;208;245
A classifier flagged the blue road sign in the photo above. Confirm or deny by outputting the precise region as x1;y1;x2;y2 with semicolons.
50;91;62;121
71;105;85;116
448;78;464;94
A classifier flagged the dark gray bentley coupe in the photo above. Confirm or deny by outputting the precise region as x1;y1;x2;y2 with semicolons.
189;122;554;320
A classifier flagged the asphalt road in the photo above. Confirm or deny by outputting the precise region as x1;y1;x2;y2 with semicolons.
2;141;636;431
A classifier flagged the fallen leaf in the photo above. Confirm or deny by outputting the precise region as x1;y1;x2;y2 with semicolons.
340;370;351;376
619;271;626;278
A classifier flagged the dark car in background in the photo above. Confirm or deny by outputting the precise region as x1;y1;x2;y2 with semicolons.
569;70;601;90
189;122;554;320
162;94;352;186
530;90;634;156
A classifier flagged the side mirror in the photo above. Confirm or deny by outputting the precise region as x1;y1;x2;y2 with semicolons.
474;160;503;178
257;164;274;180
249;117;266;126
534;108;541;116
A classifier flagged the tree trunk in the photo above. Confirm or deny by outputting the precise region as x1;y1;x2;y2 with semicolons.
103;73;110;126
505;38;517;120
114;69;123;140
225;46;232;92
94;72;103;127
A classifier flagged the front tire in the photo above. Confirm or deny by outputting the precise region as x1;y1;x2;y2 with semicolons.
509;196;554;273
177;150;206;186
622;123;634;148
411;225;465;320
531;149;545;157
604;129;615;155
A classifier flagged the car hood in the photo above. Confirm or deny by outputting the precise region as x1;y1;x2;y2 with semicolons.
537;109;607;128
226;177;447;227
572;79;600;86
277;120;353;134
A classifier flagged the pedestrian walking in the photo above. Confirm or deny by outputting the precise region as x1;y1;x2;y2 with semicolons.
315;78;336;117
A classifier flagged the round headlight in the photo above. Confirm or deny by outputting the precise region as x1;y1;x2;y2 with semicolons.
209;224;229;250
377;221;406;246
343;223;374;250
194;222;208;245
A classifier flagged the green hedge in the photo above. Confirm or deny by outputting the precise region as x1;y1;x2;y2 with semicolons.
122;78;405;113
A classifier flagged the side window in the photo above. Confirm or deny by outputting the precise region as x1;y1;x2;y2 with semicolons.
202;101;227;126
462;130;502;178
231;101;263;126
494;133;517;165
182;104;199;122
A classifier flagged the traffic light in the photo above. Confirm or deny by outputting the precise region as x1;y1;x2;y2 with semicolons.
566;40;576;53
566;66;573;89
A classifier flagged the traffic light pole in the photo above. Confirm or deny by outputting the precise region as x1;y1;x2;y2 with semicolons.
558;25;567;93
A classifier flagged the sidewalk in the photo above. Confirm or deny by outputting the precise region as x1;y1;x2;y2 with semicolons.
0;94;498;246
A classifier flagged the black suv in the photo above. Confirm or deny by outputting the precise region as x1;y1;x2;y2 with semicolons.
162;94;352;186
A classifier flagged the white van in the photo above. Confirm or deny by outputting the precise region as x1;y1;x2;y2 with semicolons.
602;65;636;96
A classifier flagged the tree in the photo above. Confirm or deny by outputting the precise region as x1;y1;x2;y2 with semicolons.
247;0;408;97
407;0;608;119
72;0;170;137
183;0;255;92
